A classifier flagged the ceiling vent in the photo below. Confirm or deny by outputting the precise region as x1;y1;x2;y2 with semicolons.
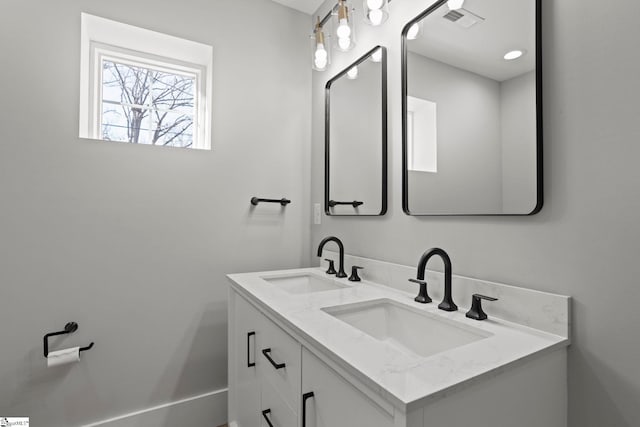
443;8;485;29
443;10;464;22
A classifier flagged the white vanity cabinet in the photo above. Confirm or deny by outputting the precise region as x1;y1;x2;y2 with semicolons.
229;290;392;427
230;291;301;427
228;269;569;427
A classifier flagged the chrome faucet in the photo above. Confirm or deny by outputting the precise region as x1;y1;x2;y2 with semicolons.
414;248;457;311
317;236;347;278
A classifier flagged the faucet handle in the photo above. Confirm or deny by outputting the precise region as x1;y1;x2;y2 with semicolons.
324;259;337;275
466;294;498;321
349;266;363;282
409;279;432;304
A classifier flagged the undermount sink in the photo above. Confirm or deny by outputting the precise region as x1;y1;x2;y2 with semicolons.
262;273;350;294
322;299;491;358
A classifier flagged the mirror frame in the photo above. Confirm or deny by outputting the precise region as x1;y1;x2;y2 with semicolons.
325;45;388;216
400;0;543;216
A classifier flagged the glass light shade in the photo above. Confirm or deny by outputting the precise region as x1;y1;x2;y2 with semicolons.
311;26;331;71
363;0;389;26
334;1;356;51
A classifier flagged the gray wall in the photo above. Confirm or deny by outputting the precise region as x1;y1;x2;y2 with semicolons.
501;70;537;212
0;0;311;425
406;52;502;213
311;0;640;426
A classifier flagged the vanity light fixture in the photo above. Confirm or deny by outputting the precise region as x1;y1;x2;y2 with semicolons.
504;49;525;60
363;0;389;26
447;0;465;10
311;0;392;71
335;0;356;51
312;17;331;71
347;66;359;79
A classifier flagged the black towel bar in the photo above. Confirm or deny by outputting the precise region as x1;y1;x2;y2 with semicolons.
251;197;291;206
328;200;363;208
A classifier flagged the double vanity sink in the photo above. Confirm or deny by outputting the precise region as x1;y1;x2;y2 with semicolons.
228;262;570;427
262;273;350;294
323;299;489;359
265;272;488;359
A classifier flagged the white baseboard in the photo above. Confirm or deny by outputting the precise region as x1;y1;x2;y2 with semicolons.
83;388;228;427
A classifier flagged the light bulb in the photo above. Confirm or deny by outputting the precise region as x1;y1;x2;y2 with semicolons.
336;19;352;38
448;0;464;10
367;0;384;9
504;50;524;60
407;23;420;40
347;66;358;79
338;37;351;50
315;44;328;60
371;48;383;63
315;55;328;69
368;9;384;26
314;43;328;69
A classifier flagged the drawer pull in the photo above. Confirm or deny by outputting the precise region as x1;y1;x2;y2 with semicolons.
302;392;315;427
262;348;286;369
247;332;256;368
262;408;275;427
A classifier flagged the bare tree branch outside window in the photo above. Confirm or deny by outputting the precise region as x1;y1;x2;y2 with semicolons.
101;60;195;148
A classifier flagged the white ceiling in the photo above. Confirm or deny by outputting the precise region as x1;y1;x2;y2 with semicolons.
408;0;536;81
270;0;324;14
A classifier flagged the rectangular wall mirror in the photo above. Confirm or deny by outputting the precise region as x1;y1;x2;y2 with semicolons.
326;46;387;216
402;0;542;215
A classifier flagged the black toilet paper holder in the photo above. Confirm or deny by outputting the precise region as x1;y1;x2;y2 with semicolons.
44;322;94;358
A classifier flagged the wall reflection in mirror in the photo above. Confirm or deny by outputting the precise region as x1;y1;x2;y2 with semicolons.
402;0;541;215
326;46;387;216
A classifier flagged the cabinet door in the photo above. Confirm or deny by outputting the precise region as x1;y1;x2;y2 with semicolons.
301;348;393;427
232;293;264;427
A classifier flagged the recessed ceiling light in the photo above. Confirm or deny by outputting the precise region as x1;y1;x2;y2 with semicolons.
504;50;525;60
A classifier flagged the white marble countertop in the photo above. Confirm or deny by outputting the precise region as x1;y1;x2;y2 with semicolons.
227;267;569;412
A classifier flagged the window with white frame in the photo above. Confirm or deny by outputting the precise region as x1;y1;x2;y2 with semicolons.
79;13;213;150
407;96;437;173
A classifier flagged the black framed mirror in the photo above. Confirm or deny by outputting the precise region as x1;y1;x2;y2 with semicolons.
401;0;542;215
325;46;387;216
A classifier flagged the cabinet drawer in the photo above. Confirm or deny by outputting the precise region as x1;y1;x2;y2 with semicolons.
258;313;302;412
261;380;297;427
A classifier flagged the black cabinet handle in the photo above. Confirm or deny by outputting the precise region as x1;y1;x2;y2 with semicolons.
247;332;256;368
262;409;274;427
302;392;314;427
262;348;286;369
